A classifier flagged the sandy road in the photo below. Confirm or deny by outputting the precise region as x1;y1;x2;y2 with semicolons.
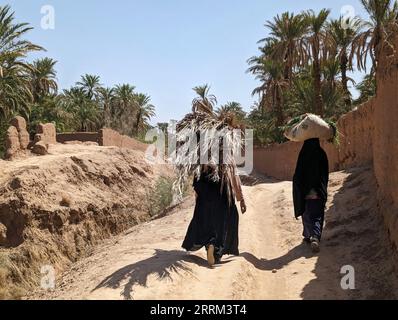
33;168;398;300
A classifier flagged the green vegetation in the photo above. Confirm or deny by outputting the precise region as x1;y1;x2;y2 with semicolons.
1;1;398;156
148;176;175;217
246;0;398;145
187;2;397;147
0;5;156;157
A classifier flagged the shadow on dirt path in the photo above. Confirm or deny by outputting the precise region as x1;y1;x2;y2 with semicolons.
93;249;210;300
300;167;398;299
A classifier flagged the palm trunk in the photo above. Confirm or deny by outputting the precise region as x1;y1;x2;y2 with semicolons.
287;44;294;83
373;26;383;73
104;103;110;127
340;52;351;107
284;63;290;81
136;111;142;136
312;38;324;117
283;51;290;81
275;91;284;127
260;95;266;116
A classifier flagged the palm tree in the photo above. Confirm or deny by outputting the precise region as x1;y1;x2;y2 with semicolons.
113;84;137;135
249;58;288;126
0;5;42;119
355;0;398;73
29;94;73;134
247;103;283;144
286;69;347;120
29;57;58;102
322;58;342;91
248;13;309;126
192;84;217;114
134;93;155;135
0;5;42;65
285;70;316;116
261;12;308;81
354;73;376;105
60;87;100;132
321;81;348;119
327;17;363;106
77;74;102;100
216;101;246;121
97;87;115;128
247;54;272;112
302;9;331;117
0;59;33;119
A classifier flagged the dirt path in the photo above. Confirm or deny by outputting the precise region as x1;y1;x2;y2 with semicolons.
33;167;398;300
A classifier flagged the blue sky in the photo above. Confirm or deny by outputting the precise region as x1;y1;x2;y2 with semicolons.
7;0;369;124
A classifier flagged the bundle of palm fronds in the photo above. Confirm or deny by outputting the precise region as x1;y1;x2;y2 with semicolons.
172;109;243;203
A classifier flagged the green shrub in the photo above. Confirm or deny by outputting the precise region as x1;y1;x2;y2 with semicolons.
148;176;175;217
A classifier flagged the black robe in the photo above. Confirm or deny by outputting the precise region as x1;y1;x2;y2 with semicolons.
293;138;329;218
182;171;239;257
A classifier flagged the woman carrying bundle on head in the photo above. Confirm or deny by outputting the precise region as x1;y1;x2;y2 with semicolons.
181;163;247;266
175;86;247;266
174;98;247;266
293;138;329;253
285;114;333;253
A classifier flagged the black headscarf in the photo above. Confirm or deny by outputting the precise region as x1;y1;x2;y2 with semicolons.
293;138;329;218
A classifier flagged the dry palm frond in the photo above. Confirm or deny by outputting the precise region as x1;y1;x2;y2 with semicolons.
172;110;243;204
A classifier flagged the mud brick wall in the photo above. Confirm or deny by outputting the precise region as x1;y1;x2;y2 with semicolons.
57;132;100;144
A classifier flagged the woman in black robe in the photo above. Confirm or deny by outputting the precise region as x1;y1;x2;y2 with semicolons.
182;166;246;266
293;138;329;253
